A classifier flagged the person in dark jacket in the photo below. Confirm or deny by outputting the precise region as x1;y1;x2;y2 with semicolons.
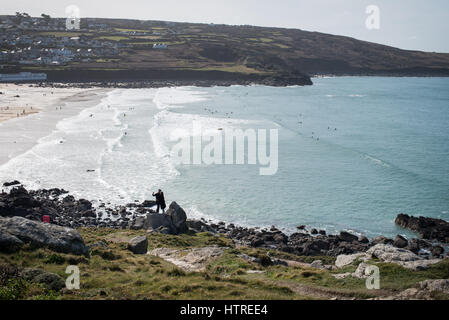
152;189;166;213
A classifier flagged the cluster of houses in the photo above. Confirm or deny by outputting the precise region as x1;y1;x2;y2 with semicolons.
0;13;172;67
0;27;124;66
0;36;122;65
0;15;65;31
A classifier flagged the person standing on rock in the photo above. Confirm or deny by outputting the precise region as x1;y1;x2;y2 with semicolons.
152;189;166;214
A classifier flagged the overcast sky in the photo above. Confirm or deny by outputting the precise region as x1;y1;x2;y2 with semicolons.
2;0;448;52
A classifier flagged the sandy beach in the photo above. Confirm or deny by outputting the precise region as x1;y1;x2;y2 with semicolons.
0;84;92;122
0;84;111;165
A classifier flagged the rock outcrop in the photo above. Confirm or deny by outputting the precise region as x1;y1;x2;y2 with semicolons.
148;246;225;272
334;244;443;271
365;244;441;270
0;216;89;256
335;253;367;268
1;184;447;260
143;202;188;235
395;214;449;243
381;279;449;300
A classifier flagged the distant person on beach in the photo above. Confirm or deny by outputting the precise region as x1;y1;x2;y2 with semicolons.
152;189;166;213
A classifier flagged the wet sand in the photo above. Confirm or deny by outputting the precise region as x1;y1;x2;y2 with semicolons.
0;84;111;165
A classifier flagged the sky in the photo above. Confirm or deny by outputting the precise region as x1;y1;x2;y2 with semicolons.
1;0;448;53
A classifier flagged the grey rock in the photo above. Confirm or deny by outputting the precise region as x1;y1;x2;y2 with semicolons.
128;235;148;254
366;244;420;262
352;262;370;279
166;201;188;233
358;236;369;244
335;253;366;268
33;272;66;291
186;219;208;232
130;216;146;230
431;245;444;258
0;230;23;253
419;279;449;293
371;236;394;245
393;235;408;248
143;202;188;235
143;212;174;232
0;216;88;256
338;231;358;243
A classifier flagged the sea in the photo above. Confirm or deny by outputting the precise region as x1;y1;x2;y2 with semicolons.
1;77;448;238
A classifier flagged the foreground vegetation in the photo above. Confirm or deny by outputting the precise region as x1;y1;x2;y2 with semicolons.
1;227;448;300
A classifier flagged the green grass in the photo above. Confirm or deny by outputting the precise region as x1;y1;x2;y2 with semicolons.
0;227;447;300
95;36;129;41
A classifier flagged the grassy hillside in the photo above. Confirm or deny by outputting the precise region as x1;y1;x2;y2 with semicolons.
3;15;449;83
72;18;449;76
1;228;448;300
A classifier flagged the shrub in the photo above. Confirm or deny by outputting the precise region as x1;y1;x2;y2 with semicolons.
0;264;19;286
44;254;65;265
0;278;29;300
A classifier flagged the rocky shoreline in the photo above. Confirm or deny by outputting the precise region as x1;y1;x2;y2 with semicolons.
1;181;447;260
28;75;313;89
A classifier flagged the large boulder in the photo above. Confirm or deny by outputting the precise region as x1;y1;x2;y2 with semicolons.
0;186;40;217
335;253;366;268
143;202;188;235
0;230;23;253
338;231;358;243
129;216;146;230
143;212;175;233
371;236;394;245
393;235;408;248
366;244;421;263
33;272;66;291
166;202;188;233
128;236;148;254
20;267;65;291
0;216;88;256
366;244;441;270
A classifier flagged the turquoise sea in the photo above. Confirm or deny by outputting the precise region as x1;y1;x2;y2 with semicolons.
1;77;448;238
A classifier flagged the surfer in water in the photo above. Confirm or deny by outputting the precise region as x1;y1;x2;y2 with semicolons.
152;189;166;214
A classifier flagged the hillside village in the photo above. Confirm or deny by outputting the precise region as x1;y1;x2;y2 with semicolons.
1;12;449;84
0;13;164;66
